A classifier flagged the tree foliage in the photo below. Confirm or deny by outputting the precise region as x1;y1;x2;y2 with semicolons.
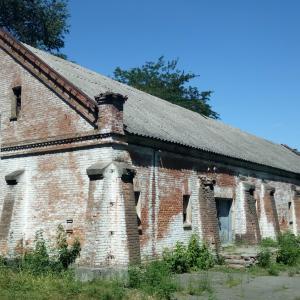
113;56;219;119
0;0;69;56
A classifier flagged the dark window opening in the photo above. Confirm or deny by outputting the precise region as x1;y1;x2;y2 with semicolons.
135;191;142;235
183;195;192;228
249;188;255;196
88;174;104;181
6;179;17;186
10;86;22;121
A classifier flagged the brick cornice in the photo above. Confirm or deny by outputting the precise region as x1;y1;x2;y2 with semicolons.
0;28;98;127
0;132;127;158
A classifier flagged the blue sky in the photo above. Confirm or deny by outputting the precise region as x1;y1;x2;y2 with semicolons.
64;0;300;149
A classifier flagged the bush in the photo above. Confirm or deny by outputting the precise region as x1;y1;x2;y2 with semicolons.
257;247;272;268
196;243;215;270
276;232;300;266
56;225;81;270
163;242;189;273
128;260;176;299
22;230;51;274
268;263;279;276
163;234;215;273
260;237;278;248
14;225;82;275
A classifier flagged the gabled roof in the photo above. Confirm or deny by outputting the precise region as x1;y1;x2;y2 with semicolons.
1;30;300;175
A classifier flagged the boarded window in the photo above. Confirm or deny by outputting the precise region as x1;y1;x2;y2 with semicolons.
10;86;22;121
183;195;192;228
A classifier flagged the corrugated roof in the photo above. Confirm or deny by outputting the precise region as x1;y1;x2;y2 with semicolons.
24;44;300;175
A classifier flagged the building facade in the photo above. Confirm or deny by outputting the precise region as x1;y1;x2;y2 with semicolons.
0;29;300;268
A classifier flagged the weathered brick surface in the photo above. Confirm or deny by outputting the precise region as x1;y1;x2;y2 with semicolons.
235;183;261;244
0;42;300;268
198;177;220;248
0;48;92;147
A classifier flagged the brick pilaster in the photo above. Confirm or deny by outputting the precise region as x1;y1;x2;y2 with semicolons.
236;182;261;244
95;92;127;135
263;184;280;236
82;161;140;267
198;176;220;249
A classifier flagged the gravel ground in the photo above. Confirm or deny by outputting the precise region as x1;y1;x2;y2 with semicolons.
174;271;300;300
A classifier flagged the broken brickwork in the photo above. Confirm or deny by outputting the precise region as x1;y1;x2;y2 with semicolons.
0;31;300;269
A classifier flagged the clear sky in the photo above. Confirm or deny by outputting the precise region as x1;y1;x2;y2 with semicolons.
63;0;300;150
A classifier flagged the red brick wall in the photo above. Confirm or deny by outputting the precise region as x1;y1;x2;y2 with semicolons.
0;47;93;147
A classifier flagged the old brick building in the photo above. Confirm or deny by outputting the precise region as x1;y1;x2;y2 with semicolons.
0;29;300;268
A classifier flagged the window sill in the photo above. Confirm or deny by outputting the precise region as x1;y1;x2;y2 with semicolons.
183;223;192;230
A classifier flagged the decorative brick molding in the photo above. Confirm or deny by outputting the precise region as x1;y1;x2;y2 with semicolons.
198;176;220;249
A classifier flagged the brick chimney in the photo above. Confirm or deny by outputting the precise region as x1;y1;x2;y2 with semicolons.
95;92;128;135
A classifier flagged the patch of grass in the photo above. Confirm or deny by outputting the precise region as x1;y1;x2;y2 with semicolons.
0;267;126;300
260;237;278;248
186;281;205;296
184;273;214;298
247;265;269;276
225;273;242;288
128;260;177;299
267;263;279;276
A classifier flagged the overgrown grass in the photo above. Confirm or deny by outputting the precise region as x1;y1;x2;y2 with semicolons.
128;260;177;299
0;267;126;300
0;233;217;300
185;273;214;296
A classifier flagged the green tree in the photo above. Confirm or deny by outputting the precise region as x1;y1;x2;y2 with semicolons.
113;56;219;119
0;0;69;56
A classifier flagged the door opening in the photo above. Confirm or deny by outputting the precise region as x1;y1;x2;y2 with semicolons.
215;198;233;245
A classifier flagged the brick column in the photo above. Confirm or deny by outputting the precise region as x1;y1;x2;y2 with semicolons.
82;161;140;268
236;182;261;244
198;176;220;250
259;184;280;238
95;92;127;135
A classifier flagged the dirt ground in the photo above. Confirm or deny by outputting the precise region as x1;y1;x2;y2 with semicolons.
175;271;300;300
